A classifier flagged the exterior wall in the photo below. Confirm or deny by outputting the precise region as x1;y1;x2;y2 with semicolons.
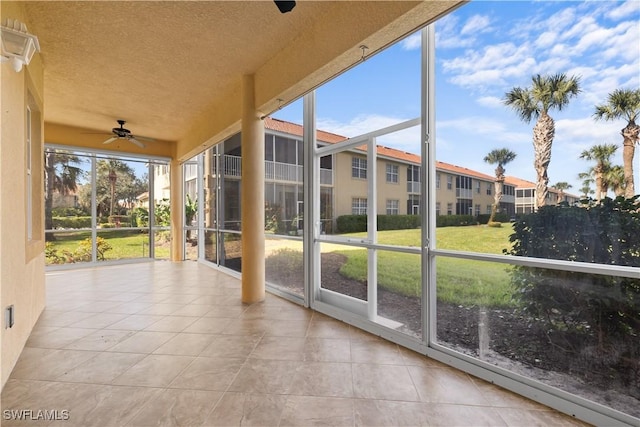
0;1;47;388
334;152;367;217
376;158;406;215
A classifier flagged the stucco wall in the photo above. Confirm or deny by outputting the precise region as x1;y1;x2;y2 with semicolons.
0;1;47;388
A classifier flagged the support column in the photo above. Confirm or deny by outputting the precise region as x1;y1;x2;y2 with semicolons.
241;74;265;303
170;159;184;261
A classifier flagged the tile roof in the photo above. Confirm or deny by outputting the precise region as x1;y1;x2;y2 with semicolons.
264;117;347;144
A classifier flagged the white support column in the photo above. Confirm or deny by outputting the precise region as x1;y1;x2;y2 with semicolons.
367;137;377;321
241;74;265;303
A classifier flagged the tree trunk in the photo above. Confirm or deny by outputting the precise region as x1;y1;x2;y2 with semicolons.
621;122;639;198
533;112;555;209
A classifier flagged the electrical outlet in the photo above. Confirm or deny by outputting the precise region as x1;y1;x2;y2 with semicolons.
5;305;14;329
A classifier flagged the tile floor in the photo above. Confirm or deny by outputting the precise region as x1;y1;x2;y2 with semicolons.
1;262;589;426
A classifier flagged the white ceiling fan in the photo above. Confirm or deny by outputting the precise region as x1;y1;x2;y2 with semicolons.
102;120;154;148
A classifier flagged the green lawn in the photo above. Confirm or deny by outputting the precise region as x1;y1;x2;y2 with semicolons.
335;225;516;308
46;229;170;264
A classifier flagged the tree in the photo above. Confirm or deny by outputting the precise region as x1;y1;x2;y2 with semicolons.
594;88;640;198
483;148;517;223
551;182;572;204
577;172;595;199
504;73;581;208
579;143;618;203
605;165;625;197
44;150;85;238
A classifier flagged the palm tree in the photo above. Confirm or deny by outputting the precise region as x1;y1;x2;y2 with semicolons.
44;150;84;239
551;182;572;204
605;165;625;197
504;73;581;208
579;143;618;203
577;172;595;199
593;88;640;198
484;148;517;223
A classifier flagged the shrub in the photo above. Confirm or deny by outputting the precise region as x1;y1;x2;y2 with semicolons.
45;237;113;264
107;215;131;226
377;215;421;231
436;214;475;227
506;196;640;350
52;216;92;229
51;207;87;217
336;215;367;233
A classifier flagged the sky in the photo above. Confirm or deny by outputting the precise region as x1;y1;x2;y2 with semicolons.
274;0;640;196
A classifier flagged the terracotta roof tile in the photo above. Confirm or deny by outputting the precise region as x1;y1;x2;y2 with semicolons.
264;117;347;144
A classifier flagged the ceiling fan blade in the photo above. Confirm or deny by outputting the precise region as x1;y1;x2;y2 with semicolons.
103;136;118;144
128;137;145;148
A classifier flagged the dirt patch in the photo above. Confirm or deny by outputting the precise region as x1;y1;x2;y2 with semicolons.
267;252;640;418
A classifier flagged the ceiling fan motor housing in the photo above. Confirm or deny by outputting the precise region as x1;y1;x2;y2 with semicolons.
113;120;131;137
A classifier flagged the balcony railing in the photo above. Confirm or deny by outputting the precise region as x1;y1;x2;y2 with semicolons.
456;188;473;199
218;155;333;185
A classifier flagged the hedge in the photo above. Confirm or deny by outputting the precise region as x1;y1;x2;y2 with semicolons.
336;214;484;232
52;216;92;229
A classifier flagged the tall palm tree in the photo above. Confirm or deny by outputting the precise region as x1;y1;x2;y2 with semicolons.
483;148;517;223
577;172;595;199
579;143;618;203
44;150;84;239
504;73;581;208
594;88;640;198
551;181;572;204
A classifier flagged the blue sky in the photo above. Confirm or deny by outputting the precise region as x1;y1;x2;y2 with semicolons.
275;0;640;195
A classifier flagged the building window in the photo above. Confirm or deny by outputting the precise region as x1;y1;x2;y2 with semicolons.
436;173;440;189
386;164;398;183
352;197;367;215
386;199;399;215
487;184;492;195
487;205;492;214
26;106;33;240
352;157;367;179
407;195;420;215
476;181;481;194
435;202;440;216
447;175;452;190
475;204;480;215
446;202;453;215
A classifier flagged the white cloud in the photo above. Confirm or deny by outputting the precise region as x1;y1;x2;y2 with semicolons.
435;14;478;49
535;31;558;49
461;15;491;36
437;116;531;145
400;33;421;51
476;96;503;108
607;0;640;20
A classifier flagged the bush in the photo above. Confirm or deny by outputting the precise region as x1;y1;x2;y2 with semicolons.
51;207;87;217
436;214;475;227
506;196;640;350
336;215;367;233
52;216;92;229
377;215;421;231
108;215;131;226
45;237;113;264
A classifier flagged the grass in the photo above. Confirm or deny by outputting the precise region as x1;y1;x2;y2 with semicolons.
335;225;516;308
46;229;170;264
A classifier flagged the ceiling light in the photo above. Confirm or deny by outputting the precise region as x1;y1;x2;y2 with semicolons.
1;19;40;72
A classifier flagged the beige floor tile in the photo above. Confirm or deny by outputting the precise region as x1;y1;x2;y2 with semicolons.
66;312;129;329
302;337;351;363
203;392;287;427
279;395;354;427
228;359;300;394
469;377;551;410
354;399;431;426
153;332;217;356
350;338;405;365
352;363;420;401
200;334;262;359
105;330;176;353
399;347;448;368
250;336;306;361
143;315;199;332
306;319;352;339
57;384;162;426
289;361;354;398
105;314;165;331
220;318;269;336
183;316;234;334
107;301;153;314
408;365;490;405
112;354;194;387
262;318;311;337
10;348;99;381
34;310;95;327
169;356;245;391
25;327;94;349
139;303;186;316
127;389;222;426
496;408;591;427
63;329;136;351
424;402;508;427
56;352;146;384
171;304;216;317
203;305;248;318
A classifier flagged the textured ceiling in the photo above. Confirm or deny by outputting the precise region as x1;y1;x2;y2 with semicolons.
21;1;462;154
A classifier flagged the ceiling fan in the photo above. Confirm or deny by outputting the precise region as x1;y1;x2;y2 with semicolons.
102;120;154;148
